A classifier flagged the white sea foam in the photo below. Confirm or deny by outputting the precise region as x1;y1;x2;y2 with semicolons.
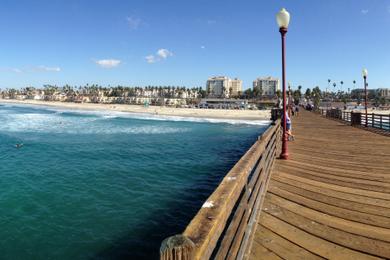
37;106;270;126
117;113;271;126
0;111;190;135
58;109;270;126
0;102;271;127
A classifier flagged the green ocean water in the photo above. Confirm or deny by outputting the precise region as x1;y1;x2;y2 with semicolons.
0;103;269;259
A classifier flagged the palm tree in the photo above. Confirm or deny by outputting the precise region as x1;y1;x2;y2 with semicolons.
327;79;331;97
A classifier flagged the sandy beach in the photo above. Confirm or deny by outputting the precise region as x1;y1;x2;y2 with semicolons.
0;99;271;120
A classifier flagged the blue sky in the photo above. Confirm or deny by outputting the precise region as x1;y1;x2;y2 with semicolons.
0;0;389;91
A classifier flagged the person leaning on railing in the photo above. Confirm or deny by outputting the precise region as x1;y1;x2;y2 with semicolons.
282;111;295;141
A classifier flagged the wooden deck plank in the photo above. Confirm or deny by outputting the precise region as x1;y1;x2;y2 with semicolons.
249;239;283;260
259;213;380;260
279;160;390;181
277;167;390;193
268;185;390;228
247;110;390;260
254;225;324;260
288;153;390;174
276;172;390;201
277;162;390;187
272;174;390;209
271;179;390;218
264;193;390;243
263;199;390;258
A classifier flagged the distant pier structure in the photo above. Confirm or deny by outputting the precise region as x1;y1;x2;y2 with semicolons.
160;109;390;259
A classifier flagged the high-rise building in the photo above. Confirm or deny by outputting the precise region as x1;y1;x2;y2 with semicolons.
253;76;280;96
351;88;390;99
206;76;242;98
229;78;243;97
377;88;390;98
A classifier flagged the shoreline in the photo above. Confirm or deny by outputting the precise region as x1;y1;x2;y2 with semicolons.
0;99;271;121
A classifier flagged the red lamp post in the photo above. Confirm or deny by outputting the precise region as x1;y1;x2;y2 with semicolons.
277;8;290;160
362;68;368;127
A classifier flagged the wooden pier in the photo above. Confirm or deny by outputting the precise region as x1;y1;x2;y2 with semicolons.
247;110;390;259
160;110;390;260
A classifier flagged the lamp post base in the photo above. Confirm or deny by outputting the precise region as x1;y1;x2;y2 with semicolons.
280;133;289;160
280;152;289;160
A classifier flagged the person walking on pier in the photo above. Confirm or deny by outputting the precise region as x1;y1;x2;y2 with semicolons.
295;105;299;117
286;112;294;140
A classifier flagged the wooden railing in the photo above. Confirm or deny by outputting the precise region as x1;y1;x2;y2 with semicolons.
160;120;281;260
320;109;390;131
365;113;390;130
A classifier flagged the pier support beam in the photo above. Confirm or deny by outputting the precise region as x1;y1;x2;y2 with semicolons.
160;234;195;260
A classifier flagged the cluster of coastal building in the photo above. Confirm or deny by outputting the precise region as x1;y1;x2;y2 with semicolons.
206;76;280;98
350;88;390;99
1;76;388;109
0;76;282;109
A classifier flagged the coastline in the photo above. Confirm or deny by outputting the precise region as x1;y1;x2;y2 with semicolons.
0;99;271;120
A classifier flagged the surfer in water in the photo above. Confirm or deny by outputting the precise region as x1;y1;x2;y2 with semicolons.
15;143;23;149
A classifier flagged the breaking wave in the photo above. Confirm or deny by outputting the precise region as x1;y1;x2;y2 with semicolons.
0;102;271;126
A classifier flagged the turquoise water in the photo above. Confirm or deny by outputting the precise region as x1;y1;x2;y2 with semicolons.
0;103;269;259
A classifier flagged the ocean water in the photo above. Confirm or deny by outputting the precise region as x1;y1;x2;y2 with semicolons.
0;103;269;259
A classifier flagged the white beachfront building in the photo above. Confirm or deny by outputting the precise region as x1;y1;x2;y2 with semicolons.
26;90;45;100
229;78;243;97
206;76;242;98
253;76;280;97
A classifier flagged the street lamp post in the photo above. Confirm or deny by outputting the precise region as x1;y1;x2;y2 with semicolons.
288;83;292;116
327;79;331;109
362;68;368;127
332;82;336;105
276;8;290;160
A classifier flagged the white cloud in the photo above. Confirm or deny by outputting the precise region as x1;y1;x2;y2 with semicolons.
0;66;61;73
145;49;173;63
201;46;205;49
361;9;369;15
0;67;23;73
35;66;61;72
127;16;141;30
145;55;158;63
11;68;22;73
95;59;121;68
157;49;173;59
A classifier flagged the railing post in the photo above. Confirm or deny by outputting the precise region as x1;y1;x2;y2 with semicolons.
271;108;282;124
372;113;374;128
351;112;361;126
380;115;382;129
160;235;195;260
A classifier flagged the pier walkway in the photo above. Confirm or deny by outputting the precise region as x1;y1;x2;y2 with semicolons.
248;110;390;259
